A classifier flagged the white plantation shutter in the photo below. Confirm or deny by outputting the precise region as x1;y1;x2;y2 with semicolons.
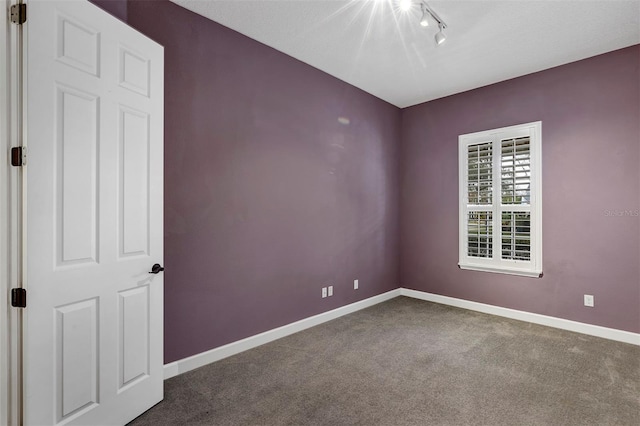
467;142;493;205
500;137;531;262
465;142;493;259
459;122;542;277
501;212;530;261
501;137;530;205
467;211;492;258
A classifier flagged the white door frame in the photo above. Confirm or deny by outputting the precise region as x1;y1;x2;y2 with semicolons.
1;1;24;425
0;1;8;422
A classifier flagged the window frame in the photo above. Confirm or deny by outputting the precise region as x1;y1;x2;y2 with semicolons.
458;121;542;278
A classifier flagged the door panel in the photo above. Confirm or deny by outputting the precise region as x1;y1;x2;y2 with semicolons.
24;1;164;424
119;106;150;258
56;13;100;77
119;47;150;97
55;299;99;421
55;84;99;266
118;285;150;390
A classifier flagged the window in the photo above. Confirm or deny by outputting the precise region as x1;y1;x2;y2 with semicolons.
458;122;542;277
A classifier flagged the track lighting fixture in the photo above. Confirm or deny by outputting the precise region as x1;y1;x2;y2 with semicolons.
404;1;448;45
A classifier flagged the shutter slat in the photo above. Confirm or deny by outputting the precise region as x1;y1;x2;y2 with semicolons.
467;211;493;258
501;211;531;261
467;141;493;205
501;136;531;206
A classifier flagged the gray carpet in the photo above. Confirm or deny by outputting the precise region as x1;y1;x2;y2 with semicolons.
129;297;640;425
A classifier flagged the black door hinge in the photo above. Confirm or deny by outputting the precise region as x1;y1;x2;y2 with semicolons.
10;3;26;25
11;288;26;308
11;146;26;167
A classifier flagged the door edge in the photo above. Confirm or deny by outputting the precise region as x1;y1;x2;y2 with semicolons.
1;0;24;424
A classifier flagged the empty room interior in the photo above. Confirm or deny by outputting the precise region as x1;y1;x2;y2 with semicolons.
2;0;639;425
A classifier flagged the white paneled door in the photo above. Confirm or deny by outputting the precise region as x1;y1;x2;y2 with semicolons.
23;1;164;424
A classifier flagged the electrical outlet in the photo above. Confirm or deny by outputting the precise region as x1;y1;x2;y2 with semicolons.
322;287;327;298
354;279;359;290
328;286;333;297
584;294;594;307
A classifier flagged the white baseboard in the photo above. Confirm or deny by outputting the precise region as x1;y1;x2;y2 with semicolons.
164;287;639;379
400;288;640;346
164;289;401;379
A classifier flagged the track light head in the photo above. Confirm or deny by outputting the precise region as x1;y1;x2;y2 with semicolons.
435;23;446;45
420;4;429;27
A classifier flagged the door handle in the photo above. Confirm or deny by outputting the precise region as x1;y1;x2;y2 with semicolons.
149;263;164;274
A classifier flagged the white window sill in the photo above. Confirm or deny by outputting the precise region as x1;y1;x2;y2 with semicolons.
458;263;543;278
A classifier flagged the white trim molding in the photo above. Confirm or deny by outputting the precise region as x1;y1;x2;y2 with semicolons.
400;288;640;346
164;289;401;379
164;287;638;380
2;1;23;423
0;2;9;422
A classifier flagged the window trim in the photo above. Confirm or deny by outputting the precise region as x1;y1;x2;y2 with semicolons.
458;121;542;278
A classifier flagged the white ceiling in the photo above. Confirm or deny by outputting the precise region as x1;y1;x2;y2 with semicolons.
170;0;640;108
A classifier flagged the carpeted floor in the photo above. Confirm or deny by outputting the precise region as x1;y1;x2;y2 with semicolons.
129;297;640;425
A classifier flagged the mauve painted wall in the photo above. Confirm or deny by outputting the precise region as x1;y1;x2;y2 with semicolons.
88;0;638;355
121;1;400;363
400;45;640;333
89;0;127;22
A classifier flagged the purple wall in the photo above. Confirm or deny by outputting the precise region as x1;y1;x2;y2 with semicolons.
90;0;639;360
89;0;127;22
123;1;401;363
400;46;640;333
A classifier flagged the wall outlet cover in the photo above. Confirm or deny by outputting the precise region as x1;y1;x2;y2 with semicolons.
322;287;327;298
584;294;594;307
328;286;333;297
354;279;359;290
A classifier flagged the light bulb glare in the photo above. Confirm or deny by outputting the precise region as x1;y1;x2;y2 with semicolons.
399;0;412;12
